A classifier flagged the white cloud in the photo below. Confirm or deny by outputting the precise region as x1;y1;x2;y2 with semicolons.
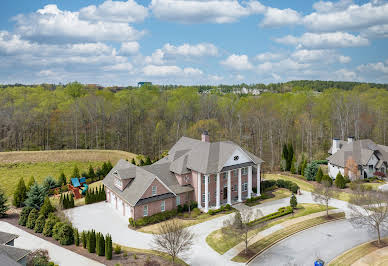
221;54;253;70
119;42;140;55
79;0;148;23
304;2;388;32
260;7;302;27
235;74;244;80
339;55;351;63
291;49;351;64
276;32;369;49
162;43;218;57
361;24;388;38
255;52;283;61
357;61;388;74
13;4;144;43
150;0;265;24
335;68;357;80
103;62;133;72
142;65;203;77
312;0;353;13
183;67;203;75
257;58;309;72
145;49;165;65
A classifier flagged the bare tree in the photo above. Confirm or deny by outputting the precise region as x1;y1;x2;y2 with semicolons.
312;180;335;217
349;187;388;246
222;209;264;254
152;219;194;265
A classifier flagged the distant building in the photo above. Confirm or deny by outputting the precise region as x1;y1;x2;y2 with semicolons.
137;82;152;87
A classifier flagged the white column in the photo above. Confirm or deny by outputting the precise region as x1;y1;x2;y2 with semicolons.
204;175;209;212
238;168;242;202
257;164;261;196
227;170;232;205
197;172;202;208
216;173;220;208
248;166;252;199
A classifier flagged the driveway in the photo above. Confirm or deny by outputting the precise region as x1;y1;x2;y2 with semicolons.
0;221;103;266
249;219;387;266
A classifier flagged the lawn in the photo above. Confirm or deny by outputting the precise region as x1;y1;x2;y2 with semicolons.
329;237;388;266
246;188;292;206
206;203;335;255
138;210;235;234
232;212;345;263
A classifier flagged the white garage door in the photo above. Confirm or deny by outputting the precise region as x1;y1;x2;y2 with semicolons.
111;193;116;209
117;197;123;214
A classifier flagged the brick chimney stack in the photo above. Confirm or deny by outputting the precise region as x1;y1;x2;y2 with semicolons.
201;130;210;142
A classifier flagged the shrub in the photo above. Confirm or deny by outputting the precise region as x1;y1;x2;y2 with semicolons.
134;209;177;227
34;215;46;233
276;179;299;193
18;205;32;226
114;245;121;254
43;176;58;190
39;197;55;218
290;194;297;209
315;168;323;183
312;160;328;165
58;172;67;187
26;209;39;229
335;173;346;189
248;206;293;226
87;230;96;253
225;204;231;210
105;234;112;260
96;233;105;256
321;175;333;186
43;213;59;237
52;222;65;241
0;189;8;218
13;178;27;208
81;231;87;249
261;180;277;192
304;161;319;181
128;218;136;227
58;224;74;245
74;228;79;246
191;208;201;218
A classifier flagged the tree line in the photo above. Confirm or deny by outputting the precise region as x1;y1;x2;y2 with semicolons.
1;82;388;170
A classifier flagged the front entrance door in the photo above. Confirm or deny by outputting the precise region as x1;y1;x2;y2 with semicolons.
223;187;227;199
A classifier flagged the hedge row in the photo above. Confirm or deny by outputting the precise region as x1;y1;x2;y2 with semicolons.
274;179;299;194
129;209;178;227
246;193;272;204
247;206;293;226
85;186;106;204
208;204;232;215
79;229;112;260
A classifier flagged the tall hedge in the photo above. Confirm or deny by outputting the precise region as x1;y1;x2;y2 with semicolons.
74;228;80;246
85;186;106;205
81;231;87;249
105;234;112;260
87;230;96;253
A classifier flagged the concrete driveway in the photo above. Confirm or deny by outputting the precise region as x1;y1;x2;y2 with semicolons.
249;219;387;266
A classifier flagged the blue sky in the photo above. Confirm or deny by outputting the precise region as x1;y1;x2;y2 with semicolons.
0;0;387;86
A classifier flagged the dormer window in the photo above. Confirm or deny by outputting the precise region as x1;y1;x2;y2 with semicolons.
114;177;123;190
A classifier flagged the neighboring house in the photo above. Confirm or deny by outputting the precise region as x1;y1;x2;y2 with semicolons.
0;231;30;266
327;137;388;180
103;131;264;220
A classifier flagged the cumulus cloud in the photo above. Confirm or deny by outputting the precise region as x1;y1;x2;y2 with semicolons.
119;42;140;55
162;43;218;57
335;68;357;80
79;0;148;23
103;62;133;72
150;0;265;24
255;52;283;61
357;61;388;74
291;49;351;64
260;7;302;27
221;54;253;70
276;32;369;49
361;24;388;38
13;4;144;43
142;65;203;77
257;58;309;72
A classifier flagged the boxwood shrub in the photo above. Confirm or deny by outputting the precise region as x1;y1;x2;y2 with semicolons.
208;204;232;215
132;209;177;227
248;206;293;226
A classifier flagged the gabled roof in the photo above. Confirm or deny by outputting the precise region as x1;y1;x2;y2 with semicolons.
0;244;30;262
0;232;18;245
327;139;388;168
0;253;21;266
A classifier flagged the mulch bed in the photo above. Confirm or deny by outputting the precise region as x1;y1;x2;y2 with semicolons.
1;211;170;266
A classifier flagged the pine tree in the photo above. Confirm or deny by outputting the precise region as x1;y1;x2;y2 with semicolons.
13;178;27;208
88;165;96;179
0;189;9;217
70;194;75;208
27;176;36;191
96;233;100;255
39;196;55;218
315;168;323;183
18;206;33;226
72;166;80;178
24;183;47;209
107;161;113;172
58;172;67;186
101;162;108;176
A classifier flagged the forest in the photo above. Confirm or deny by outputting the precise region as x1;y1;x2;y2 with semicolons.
1;81;388;171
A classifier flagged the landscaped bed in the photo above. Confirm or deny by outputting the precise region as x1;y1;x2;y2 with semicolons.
245;188;292;207
206;203;336;254
232;212;345;263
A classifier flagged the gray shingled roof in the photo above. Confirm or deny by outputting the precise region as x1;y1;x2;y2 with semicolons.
0;232;18;245
327;139;388;168
0;245;29;262
0;253;21;266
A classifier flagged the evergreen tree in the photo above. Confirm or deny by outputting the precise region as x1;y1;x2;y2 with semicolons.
13;178;27;207
88;165;96;179
107;161;113;172
305;161;319;181
101;162;108;176
87;230;96;253
335;173;346;189
139;159;144;166
131;158;136;165
290;155;296;174
321;175;333;186
34;215;46;233
72;166;80;178
24;183;47;209
27;176;36;191
290;194;298;209
39;197;55;218
105;234;112;260
58;172;67;186
0;189;9;217
26;208;39;229
70;194;75;208
287;143;294;171
43;213;59;237
145;157;152;165
282;144;288;168
18;206;33;226
42;176;57;191
81;231;87;248
301;159;308;176
96;233;100;255
98;233;105;256
315;168;323;183
74;228;80;246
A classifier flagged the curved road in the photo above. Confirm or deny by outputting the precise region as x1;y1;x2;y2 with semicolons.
249;219;387;266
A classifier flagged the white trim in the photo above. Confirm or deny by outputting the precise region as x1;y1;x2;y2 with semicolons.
227;170;232;205
238;168;242;202
216;172;220;208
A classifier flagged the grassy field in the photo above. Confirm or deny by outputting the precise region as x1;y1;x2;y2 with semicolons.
206;203;335;255
0;149;136;199
329;237;388;266
232;212;345;262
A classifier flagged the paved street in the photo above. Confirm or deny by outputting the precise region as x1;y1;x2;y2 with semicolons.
0;221;103;266
249;219;387;266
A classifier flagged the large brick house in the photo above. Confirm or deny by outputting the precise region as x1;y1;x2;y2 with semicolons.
103;132;264;221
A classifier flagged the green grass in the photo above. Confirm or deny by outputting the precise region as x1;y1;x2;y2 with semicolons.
232;212;345;263
205;203;335;255
329;237;388;266
0;161;104;199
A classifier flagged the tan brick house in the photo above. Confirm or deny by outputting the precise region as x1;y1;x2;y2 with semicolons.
103;131;264;220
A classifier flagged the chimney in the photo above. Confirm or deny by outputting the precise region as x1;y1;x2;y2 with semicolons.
332;138;340;154
347;136;355;143
201;130;210;142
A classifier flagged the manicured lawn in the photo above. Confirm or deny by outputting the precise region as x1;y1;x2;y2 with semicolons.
329;237;388;266
232;212;345;263
246;188;292;207
138;210;235;234
206;203;335;255
0;161;104;199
